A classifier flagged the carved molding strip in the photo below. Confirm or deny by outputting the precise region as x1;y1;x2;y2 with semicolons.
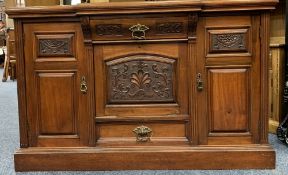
156;22;183;34
211;33;247;52
95;24;123;36
107;55;175;103
37;34;74;57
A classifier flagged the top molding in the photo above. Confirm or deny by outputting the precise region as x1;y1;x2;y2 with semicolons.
6;0;278;18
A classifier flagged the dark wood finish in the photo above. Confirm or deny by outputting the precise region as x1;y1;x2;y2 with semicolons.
6;0;277;171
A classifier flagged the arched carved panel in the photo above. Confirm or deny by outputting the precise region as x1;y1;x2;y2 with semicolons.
106;55;176;104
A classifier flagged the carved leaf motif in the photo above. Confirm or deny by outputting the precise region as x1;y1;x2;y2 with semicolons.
130;70;151;88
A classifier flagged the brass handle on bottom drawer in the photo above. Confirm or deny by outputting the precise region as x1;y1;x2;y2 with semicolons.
133;125;152;142
80;76;88;94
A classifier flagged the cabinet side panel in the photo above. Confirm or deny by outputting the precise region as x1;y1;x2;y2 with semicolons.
15;19;29;147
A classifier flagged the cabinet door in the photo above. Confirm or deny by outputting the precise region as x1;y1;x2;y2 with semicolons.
197;15;261;145
24;23;91;147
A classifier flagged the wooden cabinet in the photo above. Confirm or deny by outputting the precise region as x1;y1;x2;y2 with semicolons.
6;0;277;171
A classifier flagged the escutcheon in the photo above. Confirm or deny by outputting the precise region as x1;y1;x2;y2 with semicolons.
80;76;88;94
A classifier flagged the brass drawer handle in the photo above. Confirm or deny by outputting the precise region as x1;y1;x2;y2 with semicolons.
133;125;152;142
80;76;88;94
129;24;149;40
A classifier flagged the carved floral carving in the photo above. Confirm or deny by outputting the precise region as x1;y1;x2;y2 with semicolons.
95;24;123;36
156;22;183;34
212;33;246;51
107;56;175;103
39;38;72;56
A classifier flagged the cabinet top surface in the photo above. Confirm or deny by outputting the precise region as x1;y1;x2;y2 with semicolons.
6;0;278;18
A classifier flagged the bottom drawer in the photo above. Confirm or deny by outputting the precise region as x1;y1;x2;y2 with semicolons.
96;123;189;146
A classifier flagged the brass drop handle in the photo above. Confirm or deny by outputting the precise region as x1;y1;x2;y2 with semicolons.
133;125;152;142
129;24;149;40
80;76;88;94
197;73;204;91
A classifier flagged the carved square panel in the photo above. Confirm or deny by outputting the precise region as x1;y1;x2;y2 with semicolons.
36;33;75;58
207;28;250;54
106;55;176;104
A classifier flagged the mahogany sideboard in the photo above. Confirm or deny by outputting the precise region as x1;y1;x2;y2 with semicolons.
6;0;278;171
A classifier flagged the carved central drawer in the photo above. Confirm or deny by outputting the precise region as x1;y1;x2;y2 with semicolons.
90;16;188;41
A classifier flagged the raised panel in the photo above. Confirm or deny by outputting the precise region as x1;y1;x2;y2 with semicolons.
37;72;77;135
208;69;250;132
106;55;176;103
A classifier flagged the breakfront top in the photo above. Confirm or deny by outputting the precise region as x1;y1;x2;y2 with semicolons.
7;0;278;18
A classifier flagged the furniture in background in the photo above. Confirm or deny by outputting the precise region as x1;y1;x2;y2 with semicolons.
0;0;5;22
6;0;277;171
283;0;288;119
0;46;4;67
278;0;288;144
277;113;288;144
2;28;16;82
0;0;5;67
269;39;285;133
268;0;285;133
25;0;59;6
